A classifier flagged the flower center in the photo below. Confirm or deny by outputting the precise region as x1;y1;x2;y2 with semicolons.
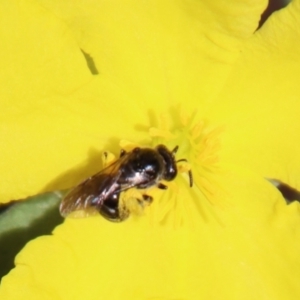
119;110;222;226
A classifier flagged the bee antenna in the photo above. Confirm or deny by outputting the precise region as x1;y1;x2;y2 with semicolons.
172;145;179;154
176;158;187;163
176;158;193;187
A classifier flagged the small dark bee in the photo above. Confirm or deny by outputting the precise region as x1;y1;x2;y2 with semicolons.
60;144;193;222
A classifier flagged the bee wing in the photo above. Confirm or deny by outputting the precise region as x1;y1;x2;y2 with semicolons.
65;206;100;218
60;155;131;218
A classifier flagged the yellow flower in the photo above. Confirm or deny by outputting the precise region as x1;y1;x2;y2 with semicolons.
1;0;300;299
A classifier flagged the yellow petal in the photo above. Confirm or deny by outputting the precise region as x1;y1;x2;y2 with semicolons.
0;0;267;202
0;0;91;201
39;0;267;111
206;0;300;187
1;169;300;299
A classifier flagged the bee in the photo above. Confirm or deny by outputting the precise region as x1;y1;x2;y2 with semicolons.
59;144;193;222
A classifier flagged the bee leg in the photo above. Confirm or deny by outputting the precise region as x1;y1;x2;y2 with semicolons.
142;194;153;203
120;149;126;157
99;194;129;222
157;183;168;190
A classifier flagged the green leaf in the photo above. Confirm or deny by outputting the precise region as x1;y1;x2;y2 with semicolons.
0;192;65;280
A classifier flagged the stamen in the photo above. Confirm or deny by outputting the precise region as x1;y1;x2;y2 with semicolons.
146;110;221;226
149;127;175;139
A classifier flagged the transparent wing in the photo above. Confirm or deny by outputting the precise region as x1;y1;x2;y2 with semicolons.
60;154;131;218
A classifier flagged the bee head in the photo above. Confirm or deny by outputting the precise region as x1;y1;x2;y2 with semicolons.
155;145;177;181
